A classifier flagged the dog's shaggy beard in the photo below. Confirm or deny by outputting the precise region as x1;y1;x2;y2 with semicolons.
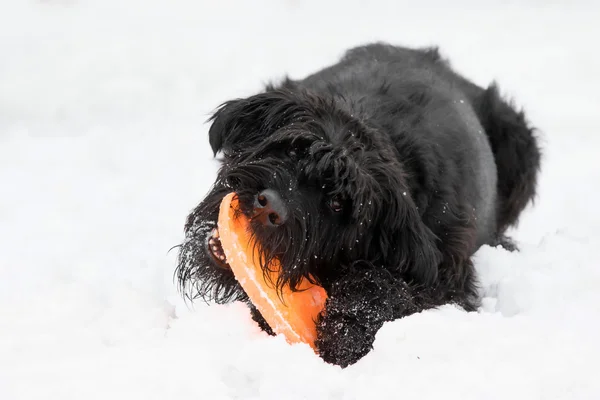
175;181;245;304
175;158;331;304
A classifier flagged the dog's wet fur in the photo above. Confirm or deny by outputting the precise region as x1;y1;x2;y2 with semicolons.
175;43;541;367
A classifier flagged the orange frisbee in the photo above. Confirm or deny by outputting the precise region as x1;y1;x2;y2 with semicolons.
217;192;328;350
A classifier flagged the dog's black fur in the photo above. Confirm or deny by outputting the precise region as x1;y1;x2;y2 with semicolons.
175;43;541;367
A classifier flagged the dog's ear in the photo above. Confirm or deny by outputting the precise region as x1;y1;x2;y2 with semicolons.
207;91;302;156
378;196;442;286
207;99;248;156
395;205;442;285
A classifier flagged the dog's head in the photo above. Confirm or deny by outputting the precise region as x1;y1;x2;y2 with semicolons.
175;88;441;303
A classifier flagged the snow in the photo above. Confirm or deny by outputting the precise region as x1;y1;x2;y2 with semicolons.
1;0;599;399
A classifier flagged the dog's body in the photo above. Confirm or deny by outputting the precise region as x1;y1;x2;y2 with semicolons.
176;43;540;367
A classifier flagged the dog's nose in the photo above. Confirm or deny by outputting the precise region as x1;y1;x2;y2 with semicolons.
253;189;288;227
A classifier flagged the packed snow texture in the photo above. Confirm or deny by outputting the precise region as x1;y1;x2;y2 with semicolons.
1;1;599;399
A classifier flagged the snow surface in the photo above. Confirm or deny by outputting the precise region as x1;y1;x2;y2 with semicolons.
1;1;600;399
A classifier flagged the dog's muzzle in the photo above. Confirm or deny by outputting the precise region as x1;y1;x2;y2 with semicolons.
206;189;289;268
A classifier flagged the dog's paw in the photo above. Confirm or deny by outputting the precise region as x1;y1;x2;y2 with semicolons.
314;264;419;367
495;234;519;252
315;312;374;368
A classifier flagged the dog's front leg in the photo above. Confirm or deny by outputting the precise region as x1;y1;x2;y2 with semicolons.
315;265;418;367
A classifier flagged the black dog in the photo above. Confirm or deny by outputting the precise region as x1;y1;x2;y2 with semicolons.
175;43;541;367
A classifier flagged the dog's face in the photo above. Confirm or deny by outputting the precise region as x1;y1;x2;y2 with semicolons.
176;89;441;303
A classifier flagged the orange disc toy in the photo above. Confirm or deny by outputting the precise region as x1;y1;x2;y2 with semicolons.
217;192;328;350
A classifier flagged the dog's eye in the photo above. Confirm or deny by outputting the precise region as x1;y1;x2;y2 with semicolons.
287;145;309;159
287;147;304;159
328;196;344;213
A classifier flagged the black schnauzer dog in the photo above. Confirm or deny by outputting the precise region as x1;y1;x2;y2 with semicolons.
175;43;541;367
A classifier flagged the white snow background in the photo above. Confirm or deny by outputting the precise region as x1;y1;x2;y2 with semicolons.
1;1;599;399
